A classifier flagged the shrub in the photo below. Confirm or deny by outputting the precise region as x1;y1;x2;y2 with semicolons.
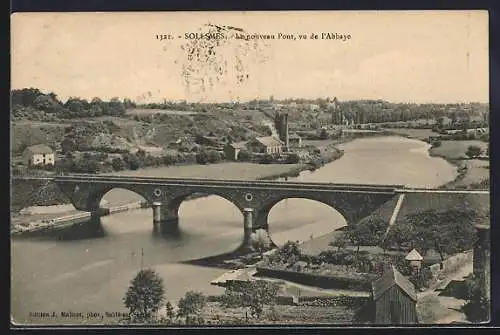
259;154;273;164
177;291;207;324
285;153;300;164
466;145;483;159
206;150;222;163
237;150;251;161
196;151;209;165
112;157;126;171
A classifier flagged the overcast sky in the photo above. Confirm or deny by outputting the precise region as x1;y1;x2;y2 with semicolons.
11;11;489;104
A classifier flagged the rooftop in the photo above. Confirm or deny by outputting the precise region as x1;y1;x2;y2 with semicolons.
372;266;417;302
253;136;284;147
227;141;247;149
24;144;54;154
405;249;424;261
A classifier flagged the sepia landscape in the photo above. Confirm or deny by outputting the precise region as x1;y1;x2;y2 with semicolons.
11;11;490;326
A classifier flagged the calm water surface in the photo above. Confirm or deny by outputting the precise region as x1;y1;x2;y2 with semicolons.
11;136;457;324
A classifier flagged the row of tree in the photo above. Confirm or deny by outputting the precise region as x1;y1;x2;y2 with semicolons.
11;88;135;119
12;88;489;126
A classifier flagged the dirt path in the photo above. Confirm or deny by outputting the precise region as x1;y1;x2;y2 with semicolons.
417;259;473;324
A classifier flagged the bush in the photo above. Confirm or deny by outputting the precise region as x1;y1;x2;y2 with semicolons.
238;150;251;161
177;291;207;324
112;157;126;171
431;140;442;148
466;145;483;159
196;151;209;165
285;153;300;164
127;155;141;170
206;150;222;163
259;154;273;164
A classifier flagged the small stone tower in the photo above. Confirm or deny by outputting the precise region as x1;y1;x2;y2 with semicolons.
274;112;289;151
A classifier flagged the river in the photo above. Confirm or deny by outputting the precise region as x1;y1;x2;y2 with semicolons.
11;136;458;325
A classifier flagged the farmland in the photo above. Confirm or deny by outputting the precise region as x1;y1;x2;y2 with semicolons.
430;140;488;160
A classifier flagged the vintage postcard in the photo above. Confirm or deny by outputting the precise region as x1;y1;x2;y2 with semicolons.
11;11;490;326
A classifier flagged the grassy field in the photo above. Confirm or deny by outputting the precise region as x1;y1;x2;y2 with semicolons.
126;108;199;116
383;128;440;140
454;160;489;188
102;162;306;180
430;140;488;160
429;140;489;189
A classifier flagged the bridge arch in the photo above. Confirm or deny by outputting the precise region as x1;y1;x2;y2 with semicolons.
168;190;244;216
86;185;154;211
256;195;350;247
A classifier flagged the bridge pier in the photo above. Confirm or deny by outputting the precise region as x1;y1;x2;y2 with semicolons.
152;201;179;235
242;208;255;250
241;208;274;252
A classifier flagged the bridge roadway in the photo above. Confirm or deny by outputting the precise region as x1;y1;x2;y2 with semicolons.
14;174;489;194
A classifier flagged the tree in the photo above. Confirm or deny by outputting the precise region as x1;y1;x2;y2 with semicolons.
279;240;302;260
251;229;272;256
466;145;483;159
329;231;349;251
238;149;251;162
285;153;300;164
196;151;209;165
259;154;273;164
60;138;77;154
346;217;388;252
112;157;126;171
123;268;165;323
319;128;328;140
164;301;176;324
64;97;89;116
462;275;490;322
206;150;221;163
125;154;141;170
221;280;280;320
177;291;207;324
136;149;147;160
395;209;480;263
33;94;62;113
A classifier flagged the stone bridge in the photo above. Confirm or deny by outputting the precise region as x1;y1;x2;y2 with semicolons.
13;174;490;250
52;174;402;247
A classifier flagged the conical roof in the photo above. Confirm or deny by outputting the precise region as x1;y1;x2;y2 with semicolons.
405;248;423;261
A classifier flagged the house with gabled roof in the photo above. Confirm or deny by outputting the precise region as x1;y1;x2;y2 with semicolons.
23;144;55;167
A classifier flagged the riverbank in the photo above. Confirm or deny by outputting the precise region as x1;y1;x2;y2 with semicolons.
428;141;489;190
383;128;489;190
11;145;344;235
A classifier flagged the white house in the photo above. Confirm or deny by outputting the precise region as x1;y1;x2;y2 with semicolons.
23;144;55;167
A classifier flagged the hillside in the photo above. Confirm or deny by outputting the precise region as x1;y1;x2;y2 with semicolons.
11;108;273;156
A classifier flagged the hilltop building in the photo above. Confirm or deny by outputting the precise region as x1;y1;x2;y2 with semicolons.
23;144;55;167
